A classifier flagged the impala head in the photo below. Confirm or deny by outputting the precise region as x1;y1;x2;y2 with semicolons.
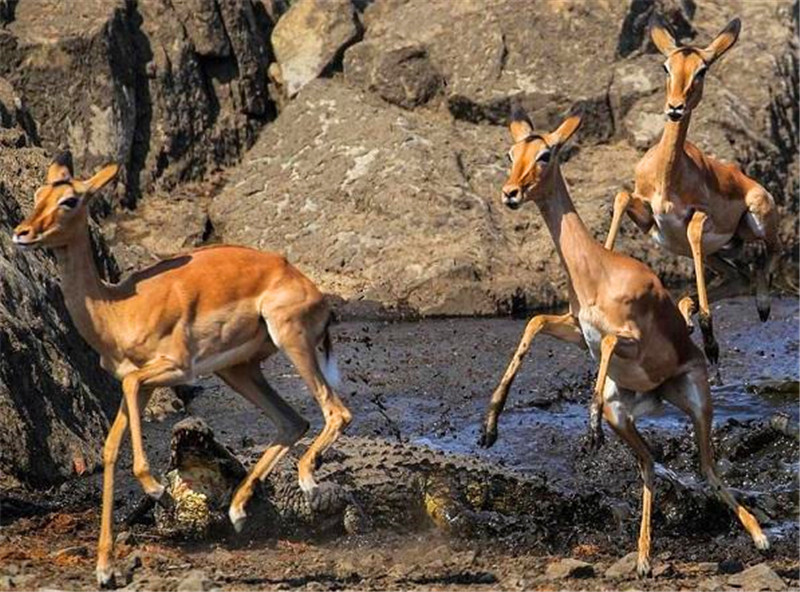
651;16;741;122
501;108;582;209
12;153;119;249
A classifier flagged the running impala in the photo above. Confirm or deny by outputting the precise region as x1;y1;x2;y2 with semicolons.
480;108;767;576
12;153;351;587
604;17;780;372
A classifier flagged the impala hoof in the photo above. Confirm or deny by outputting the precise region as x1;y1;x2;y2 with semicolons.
637;558;652;578
754;532;770;551
584;426;605;453
757;303;771;323
96;566;117;589
228;504;247;533
478;423;498;449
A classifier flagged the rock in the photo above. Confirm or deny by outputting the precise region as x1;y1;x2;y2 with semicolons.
728;563;787;591
0;0;272;206
698;562;719;574
122;552;143;585
271;0;360;98
52;545;89;559
344;42;443;109
653;563;676;578
616;0;696;58
545;558;595;580
177;570;214;592
0;109;120;487
0;575;14;590
115;531;136;546
719;558;745;575
604;551;638;579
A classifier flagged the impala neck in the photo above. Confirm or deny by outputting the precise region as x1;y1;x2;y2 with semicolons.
654;113;691;211
52;224;113;353
534;165;601;297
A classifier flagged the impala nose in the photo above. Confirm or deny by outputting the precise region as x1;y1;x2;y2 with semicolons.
666;103;685;121
502;186;521;210
12;224;33;245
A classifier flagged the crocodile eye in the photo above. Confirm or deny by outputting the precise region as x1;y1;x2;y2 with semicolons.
59;197;80;209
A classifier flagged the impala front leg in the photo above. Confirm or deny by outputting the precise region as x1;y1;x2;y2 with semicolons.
121;359;186;500
604;192;654;251
687;211;720;368
480;313;584;448
587;334;618;450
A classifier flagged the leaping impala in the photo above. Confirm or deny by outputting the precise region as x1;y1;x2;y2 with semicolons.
12;154;352;588
604;16;780;372
479;108;767;576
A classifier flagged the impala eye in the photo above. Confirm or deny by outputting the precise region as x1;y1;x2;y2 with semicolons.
59;197;79;209
695;67;707;81
537;150;551;164
662;63;669;75
506;151;513;163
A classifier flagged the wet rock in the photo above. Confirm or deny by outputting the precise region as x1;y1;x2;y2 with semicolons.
604;551;638;578
545;558;595;580
271;0;360;98
177;570;214;592
728;563;787;591
344;42;443;109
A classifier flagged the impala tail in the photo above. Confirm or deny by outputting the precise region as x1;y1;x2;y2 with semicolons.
319;318;341;388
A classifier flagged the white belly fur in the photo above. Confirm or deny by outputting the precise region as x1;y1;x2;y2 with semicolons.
652;212;733;255
578;312;659;393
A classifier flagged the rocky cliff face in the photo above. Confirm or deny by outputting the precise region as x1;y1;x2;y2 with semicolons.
211;0;799;315
0;82;120;489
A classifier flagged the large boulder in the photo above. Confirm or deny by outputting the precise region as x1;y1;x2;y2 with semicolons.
0;0;273;206
209;79;675;316
0;93;119;489
270;0;361;98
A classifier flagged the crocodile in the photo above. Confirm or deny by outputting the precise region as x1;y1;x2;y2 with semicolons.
146;417;605;545
144;415;798;551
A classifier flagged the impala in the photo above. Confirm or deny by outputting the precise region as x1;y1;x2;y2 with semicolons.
604;17;780;372
12;153;351;587
479;108;767;576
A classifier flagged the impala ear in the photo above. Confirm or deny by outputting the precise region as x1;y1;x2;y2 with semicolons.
509;106;534;143
546;110;582;150
46;151;74;184
700;18;741;64
650;14;679;56
75;164;119;194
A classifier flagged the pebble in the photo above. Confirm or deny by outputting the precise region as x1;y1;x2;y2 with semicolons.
604;552;638;578
176;570;215;592
545;558;595;579
52;545;88;559
116;531;136;546
718;558;744;575
728;563;787;591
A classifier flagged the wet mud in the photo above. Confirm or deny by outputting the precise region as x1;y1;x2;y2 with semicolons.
0;297;797;590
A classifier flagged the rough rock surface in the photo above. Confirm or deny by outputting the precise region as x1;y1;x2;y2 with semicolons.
0;0;273;206
0;85;119;489
271;0;360;98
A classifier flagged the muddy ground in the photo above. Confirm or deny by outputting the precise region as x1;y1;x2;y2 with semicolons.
0;297;798;591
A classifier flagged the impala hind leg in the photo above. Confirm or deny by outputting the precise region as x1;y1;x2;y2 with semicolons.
658;365;768;550
480;312;583;448
603;380;655;577
277;325;351;499
217;361;309;532
687;211;720;368
744;188;780;322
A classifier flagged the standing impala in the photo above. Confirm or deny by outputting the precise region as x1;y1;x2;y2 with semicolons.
604;17;780;371
12;154;352;587
480;108;767;576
